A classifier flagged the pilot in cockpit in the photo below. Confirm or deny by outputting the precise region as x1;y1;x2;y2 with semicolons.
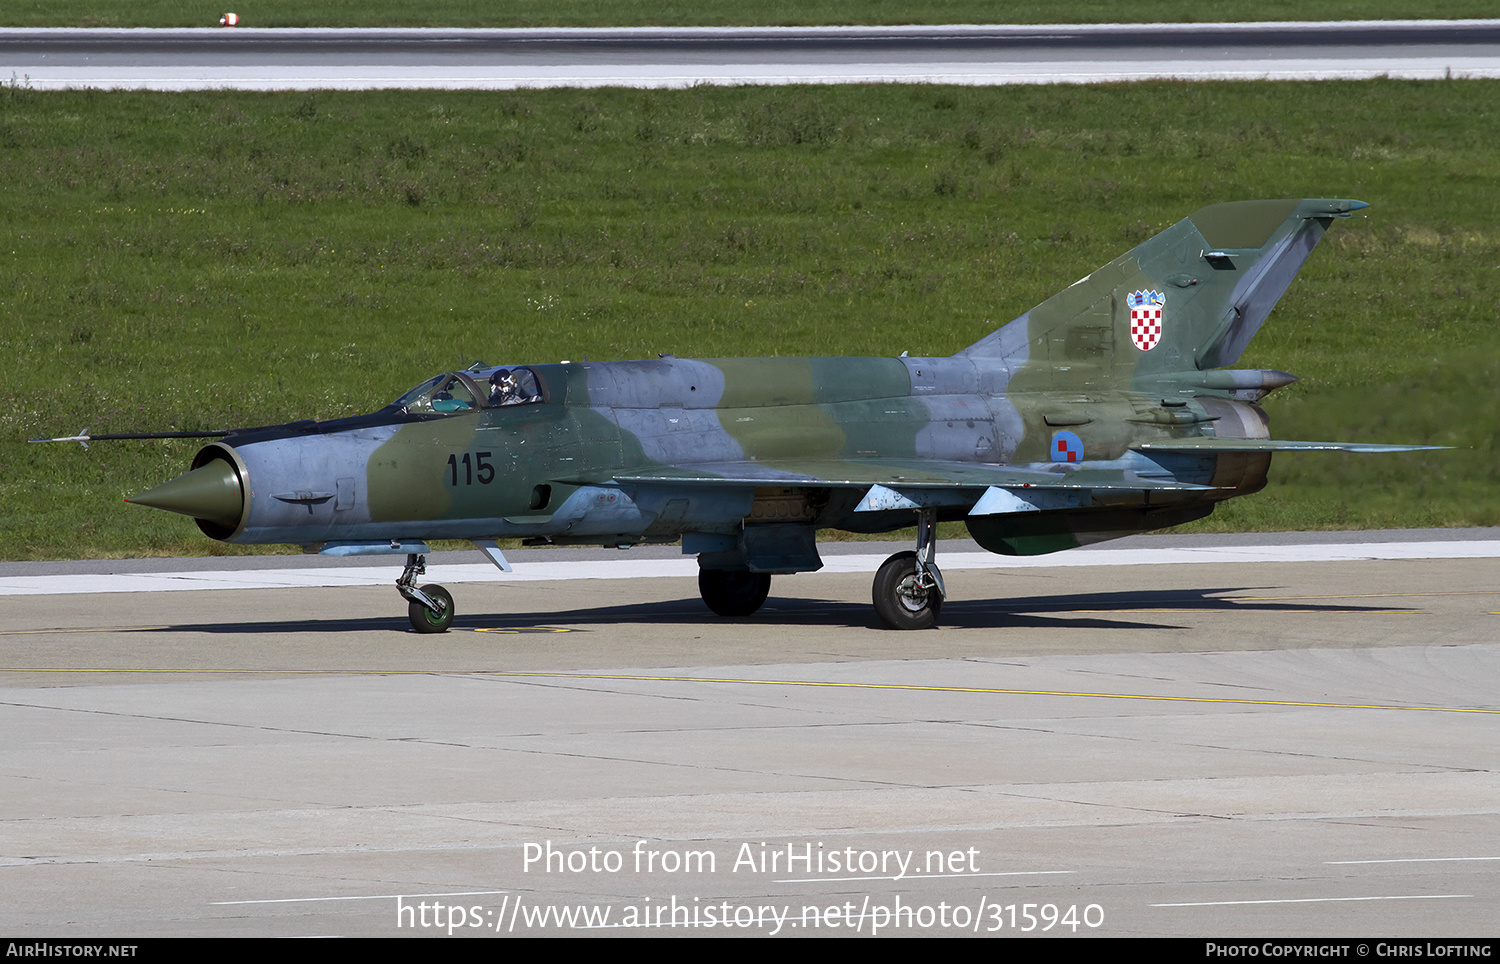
488;367;541;407
488;369;518;406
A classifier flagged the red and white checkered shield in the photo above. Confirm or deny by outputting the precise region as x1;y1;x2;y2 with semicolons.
1127;289;1165;352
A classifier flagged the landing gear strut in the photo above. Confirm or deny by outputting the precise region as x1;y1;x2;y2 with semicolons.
873;509;945;630
699;569;771;617
398;553;454;633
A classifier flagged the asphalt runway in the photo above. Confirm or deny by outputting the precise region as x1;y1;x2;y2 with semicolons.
2;532;1498;936
4;21;1500;89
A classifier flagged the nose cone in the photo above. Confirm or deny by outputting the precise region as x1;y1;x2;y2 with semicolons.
129;459;244;528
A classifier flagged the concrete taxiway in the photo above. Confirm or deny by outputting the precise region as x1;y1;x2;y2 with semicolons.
4;21;1500;89
2;530;1498;936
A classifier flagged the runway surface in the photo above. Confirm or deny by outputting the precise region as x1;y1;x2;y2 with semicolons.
2;530;1498;936
4;21;1500;89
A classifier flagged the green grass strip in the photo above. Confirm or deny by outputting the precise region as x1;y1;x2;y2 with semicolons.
0;81;1495;559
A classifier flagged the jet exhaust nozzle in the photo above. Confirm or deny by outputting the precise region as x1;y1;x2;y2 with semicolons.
128;458;244;529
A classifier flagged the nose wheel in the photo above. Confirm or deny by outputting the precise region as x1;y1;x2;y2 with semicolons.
397;553;455;633
408;584;454;633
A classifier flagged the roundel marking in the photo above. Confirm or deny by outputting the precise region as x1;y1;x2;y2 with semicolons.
1051;431;1083;463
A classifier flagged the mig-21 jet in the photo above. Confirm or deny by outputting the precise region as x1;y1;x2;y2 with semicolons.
52;198;1438;632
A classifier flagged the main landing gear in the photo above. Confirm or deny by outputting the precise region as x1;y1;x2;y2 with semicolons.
398;553;454;633
698;569;771;617
872;509;946;630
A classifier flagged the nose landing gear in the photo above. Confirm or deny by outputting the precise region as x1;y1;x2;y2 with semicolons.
398;553;454;633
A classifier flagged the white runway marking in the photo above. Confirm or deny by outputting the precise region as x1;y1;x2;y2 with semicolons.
211;890;507;905
5;539;1498;596
1326;856;1500;864
5;22;1500;90
1152;894;1471;907
14;59;1500;90
775;870;1072;883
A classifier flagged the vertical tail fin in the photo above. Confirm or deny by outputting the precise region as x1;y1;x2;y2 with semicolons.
959;198;1366;383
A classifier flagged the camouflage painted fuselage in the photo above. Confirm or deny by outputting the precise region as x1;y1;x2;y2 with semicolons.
153;199;1374;573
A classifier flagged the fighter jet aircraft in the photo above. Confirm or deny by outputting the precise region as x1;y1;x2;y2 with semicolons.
69;198;1438;632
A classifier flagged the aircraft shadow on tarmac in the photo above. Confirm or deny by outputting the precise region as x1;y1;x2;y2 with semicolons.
157;587;1416;635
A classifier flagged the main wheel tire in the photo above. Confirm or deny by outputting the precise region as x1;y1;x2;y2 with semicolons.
872;551;943;630
698;569;771;618
408;584;455;633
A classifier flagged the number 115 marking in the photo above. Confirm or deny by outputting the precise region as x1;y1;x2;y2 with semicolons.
448;452;495;486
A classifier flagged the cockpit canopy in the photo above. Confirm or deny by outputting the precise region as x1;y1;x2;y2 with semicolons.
395;366;547;416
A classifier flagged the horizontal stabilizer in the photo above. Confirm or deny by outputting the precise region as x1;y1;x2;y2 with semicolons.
1134;439;1448;454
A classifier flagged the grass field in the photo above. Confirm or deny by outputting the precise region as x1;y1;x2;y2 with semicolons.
3;2;1494;28
0;80;1495;559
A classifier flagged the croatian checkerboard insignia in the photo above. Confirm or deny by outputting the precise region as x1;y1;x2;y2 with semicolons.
1127;289;1165;352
